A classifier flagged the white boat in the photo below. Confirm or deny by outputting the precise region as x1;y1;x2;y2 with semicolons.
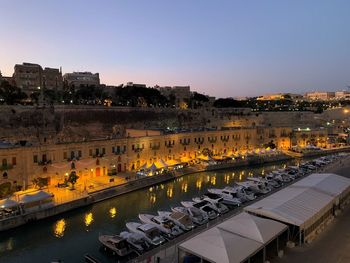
247;177;280;188
157;211;195;231
126;222;165;246
207;188;242;206
119;231;151;253
236;181;271;196
192;196;229;214
270;171;292;183
138;214;183;239
98;234;133;257
171;206;208;225
181;201;218;220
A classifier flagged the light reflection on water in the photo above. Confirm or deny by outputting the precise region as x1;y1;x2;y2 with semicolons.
54;219;66;238
109;207;117;218
84;212;94;227
0;159;302;263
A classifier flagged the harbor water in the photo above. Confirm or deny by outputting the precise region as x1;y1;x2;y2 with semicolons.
0;159;301;263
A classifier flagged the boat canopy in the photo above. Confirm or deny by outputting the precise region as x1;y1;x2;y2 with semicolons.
0;198;19;208
19;191;53;204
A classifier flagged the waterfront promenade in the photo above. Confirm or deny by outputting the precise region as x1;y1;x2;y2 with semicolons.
1;147;349;232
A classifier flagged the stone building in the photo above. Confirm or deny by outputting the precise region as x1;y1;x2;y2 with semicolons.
0;126;328;189
13;63;63;92
63;72;100;87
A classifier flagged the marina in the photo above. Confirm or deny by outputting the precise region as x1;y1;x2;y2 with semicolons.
0;155;342;263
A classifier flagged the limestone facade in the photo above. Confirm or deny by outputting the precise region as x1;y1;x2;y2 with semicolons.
0;126;327;189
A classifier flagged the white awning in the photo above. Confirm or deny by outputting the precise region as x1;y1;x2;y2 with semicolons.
180;227;262;263
218;212;288;243
19;191;53;204
244;173;350;230
180;212;287;263
292;173;350;197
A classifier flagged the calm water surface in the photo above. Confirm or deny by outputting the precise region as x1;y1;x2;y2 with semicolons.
0;160;301;263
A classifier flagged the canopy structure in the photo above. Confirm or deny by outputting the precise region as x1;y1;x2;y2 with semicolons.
180;156;192;163
19;191;53;204
157;159;168;168
0;198;19;209
292;173;350;199
166;159;181;166
244;173;350;231
180;226;262;263
179;212;287;263
218;212;287;244
139;163;147;170
147;163;158;171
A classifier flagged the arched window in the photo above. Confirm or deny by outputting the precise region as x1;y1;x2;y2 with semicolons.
2;159;7;167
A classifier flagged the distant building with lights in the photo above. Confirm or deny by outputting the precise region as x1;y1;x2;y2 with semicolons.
335;91;350;100
305;91;335;101
63;71;100;87
257;93;303;101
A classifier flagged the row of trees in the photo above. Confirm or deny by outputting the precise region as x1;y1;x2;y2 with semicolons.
1;78;349;112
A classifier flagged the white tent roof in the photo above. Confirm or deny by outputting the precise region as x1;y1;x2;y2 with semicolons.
0;198;19;208
180;212;287;263
19;191;53;204
292;173;350;197
218;212;287;243
180;227;262;263
244;174;350;229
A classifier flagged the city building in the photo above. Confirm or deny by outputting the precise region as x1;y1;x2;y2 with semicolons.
63;72;100;87
305;92;335;101
335;91;350;100
124;82;147;88
42;67;63;91
257;93;303;101
13;63;63;92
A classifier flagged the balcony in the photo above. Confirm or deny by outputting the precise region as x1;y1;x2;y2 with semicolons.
133;147;143;153
114;150;126;155
0;164;13;171
165;144;174;148
208;138;217;143
221;137;229;142
268;134;277;138
180;141;190;146
150;145;160;150
195;140;204;145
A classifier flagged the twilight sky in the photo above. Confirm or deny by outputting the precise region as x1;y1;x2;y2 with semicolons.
1;0;350;97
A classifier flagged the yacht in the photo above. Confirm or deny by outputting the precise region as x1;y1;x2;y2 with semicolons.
207;188;242;205
236;181;271;196
171;206;208;225
119;231;151;254
157;211;195;231
126;222;165;246
247;177;280;189
181;201;218;220
98;234;133;257
192;196;229;214
139;214;183;239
